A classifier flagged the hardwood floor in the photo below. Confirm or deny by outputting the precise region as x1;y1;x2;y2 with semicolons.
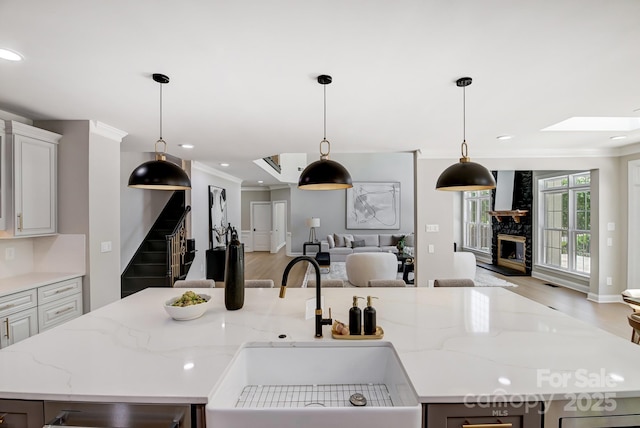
244;249;635;340
244;247;307;287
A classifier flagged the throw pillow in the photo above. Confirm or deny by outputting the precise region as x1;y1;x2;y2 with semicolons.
345;236;354;248
352;239;366;248
326;235;335;249
334;233;353;247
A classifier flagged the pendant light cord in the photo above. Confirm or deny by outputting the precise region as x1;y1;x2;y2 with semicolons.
323;84;327;141
159;82;163;140
460;82;468;159
320;80;330;157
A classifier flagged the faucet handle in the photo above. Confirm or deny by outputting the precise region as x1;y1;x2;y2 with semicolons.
328;307;332;319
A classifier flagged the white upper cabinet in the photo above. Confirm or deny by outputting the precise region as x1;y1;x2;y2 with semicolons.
1;121;61;237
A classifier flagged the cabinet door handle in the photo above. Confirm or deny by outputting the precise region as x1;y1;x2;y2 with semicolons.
54;306;74;316
17;213;23;231
0;303;16;311
54;286;75;294
462;423;512;428
4;318;9;340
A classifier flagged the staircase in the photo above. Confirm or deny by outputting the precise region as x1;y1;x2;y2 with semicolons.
121;191;195;298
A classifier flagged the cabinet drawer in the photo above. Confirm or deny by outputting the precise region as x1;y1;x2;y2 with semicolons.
0;289;37;318
38;277;82;305
38;293;83;332
425;402;542;427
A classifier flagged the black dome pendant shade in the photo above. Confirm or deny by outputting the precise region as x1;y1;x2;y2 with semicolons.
436;77;495;191
128;73;191;190
298;75;353;190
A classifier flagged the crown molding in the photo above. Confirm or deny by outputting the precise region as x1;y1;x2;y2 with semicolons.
192;161;243;184
89;121;128;141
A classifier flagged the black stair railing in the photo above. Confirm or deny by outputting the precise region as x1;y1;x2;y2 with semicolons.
166;206;191;285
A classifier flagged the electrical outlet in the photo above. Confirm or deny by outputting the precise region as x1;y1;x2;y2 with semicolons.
425;224;439;232
607;238;613;247
606;277;613;286
428;244;435;253
607;222;616;231
100;241;112;253
5;247;15;261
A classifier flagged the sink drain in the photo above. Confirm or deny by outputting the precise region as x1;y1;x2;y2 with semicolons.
349;393;367;407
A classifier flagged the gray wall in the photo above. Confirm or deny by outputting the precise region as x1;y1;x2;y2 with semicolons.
241;189;270;230
290;152;415;252
187;162;242;279
38;120;124;311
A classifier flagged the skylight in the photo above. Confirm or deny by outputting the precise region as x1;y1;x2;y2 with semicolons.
542;117;640;132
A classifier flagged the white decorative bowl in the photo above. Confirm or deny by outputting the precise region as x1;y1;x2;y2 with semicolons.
164;294;212;321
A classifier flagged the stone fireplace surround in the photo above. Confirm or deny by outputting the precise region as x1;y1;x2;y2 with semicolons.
490;171;533;275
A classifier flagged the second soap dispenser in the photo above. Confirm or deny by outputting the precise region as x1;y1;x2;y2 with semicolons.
364;296;379;335
349;296;364;335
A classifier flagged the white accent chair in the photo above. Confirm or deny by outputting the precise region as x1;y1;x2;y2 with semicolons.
622;289;640;312
453;252;477;280
346;253;398;288
173;279;216;288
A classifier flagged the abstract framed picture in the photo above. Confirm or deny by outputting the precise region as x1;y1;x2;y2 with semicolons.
346;182;400;229
208;185;228;248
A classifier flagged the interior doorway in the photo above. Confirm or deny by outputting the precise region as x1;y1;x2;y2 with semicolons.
272;200;287;253
251;201;272;252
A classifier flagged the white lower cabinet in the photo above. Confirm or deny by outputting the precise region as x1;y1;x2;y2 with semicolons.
0;276;83;348
2;307;38;347
38;293;82;332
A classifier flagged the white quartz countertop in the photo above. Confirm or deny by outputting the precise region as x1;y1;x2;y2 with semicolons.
0;272;84;296
0;287;639;405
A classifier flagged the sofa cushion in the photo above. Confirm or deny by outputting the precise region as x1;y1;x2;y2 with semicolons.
353;234;379;247
326;235;335;249
334;233;353;248
353;246;382;253
351;239;366;248
380;246;399;254
404;233;415;247
329;247;353;256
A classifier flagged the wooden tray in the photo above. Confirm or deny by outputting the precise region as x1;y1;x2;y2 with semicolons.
331;326;384;340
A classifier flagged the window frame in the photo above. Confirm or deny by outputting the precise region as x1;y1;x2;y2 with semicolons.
537;172;591;275
463;190;492;254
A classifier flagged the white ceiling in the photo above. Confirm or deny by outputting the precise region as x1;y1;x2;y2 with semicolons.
1;0;640;187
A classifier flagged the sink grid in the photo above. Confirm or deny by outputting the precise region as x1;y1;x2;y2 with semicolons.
235;384;394;408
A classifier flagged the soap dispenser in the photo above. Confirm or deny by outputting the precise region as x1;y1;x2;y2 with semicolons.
363;296;378;335
349;296;364;335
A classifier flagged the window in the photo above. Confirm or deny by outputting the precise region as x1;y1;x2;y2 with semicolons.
463;190;492;253
538;172;590;274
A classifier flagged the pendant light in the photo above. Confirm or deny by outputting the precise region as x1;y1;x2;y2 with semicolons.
298;75;353;190
128;73;192;190
436;77;496;191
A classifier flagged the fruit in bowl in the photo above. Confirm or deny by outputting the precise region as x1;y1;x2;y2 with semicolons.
164;291;212;320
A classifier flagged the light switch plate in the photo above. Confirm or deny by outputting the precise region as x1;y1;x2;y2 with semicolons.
100;241;112;253
5;247;15;261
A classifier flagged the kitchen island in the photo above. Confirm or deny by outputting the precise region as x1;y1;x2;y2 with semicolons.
1;286;639;426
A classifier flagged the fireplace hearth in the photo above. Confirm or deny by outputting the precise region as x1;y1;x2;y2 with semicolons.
497;234;526;273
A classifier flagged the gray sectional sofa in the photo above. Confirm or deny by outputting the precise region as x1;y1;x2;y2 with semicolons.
320;233;414;262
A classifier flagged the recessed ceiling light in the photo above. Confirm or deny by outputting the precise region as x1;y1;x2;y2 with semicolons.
0;48;23;61
220;163;230;167
610;135;627;140
179;143;194;149
498;377;511;386
496;135;513;140
542;117;640;132
258;180;264;184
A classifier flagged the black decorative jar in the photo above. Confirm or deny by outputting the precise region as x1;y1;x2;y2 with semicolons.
224;228;244;310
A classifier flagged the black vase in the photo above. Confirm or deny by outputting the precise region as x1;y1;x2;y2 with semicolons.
224;231;244;310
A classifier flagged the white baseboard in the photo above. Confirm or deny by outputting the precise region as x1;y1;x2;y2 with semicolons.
587;293;623;303
532;271;589;294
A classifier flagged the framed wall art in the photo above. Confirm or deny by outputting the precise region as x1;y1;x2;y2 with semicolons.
346;182;400;229
208;185;228;248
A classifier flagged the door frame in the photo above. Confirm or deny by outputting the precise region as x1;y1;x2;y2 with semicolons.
271;200;287;253
250;201;272;252
628;159;640;290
